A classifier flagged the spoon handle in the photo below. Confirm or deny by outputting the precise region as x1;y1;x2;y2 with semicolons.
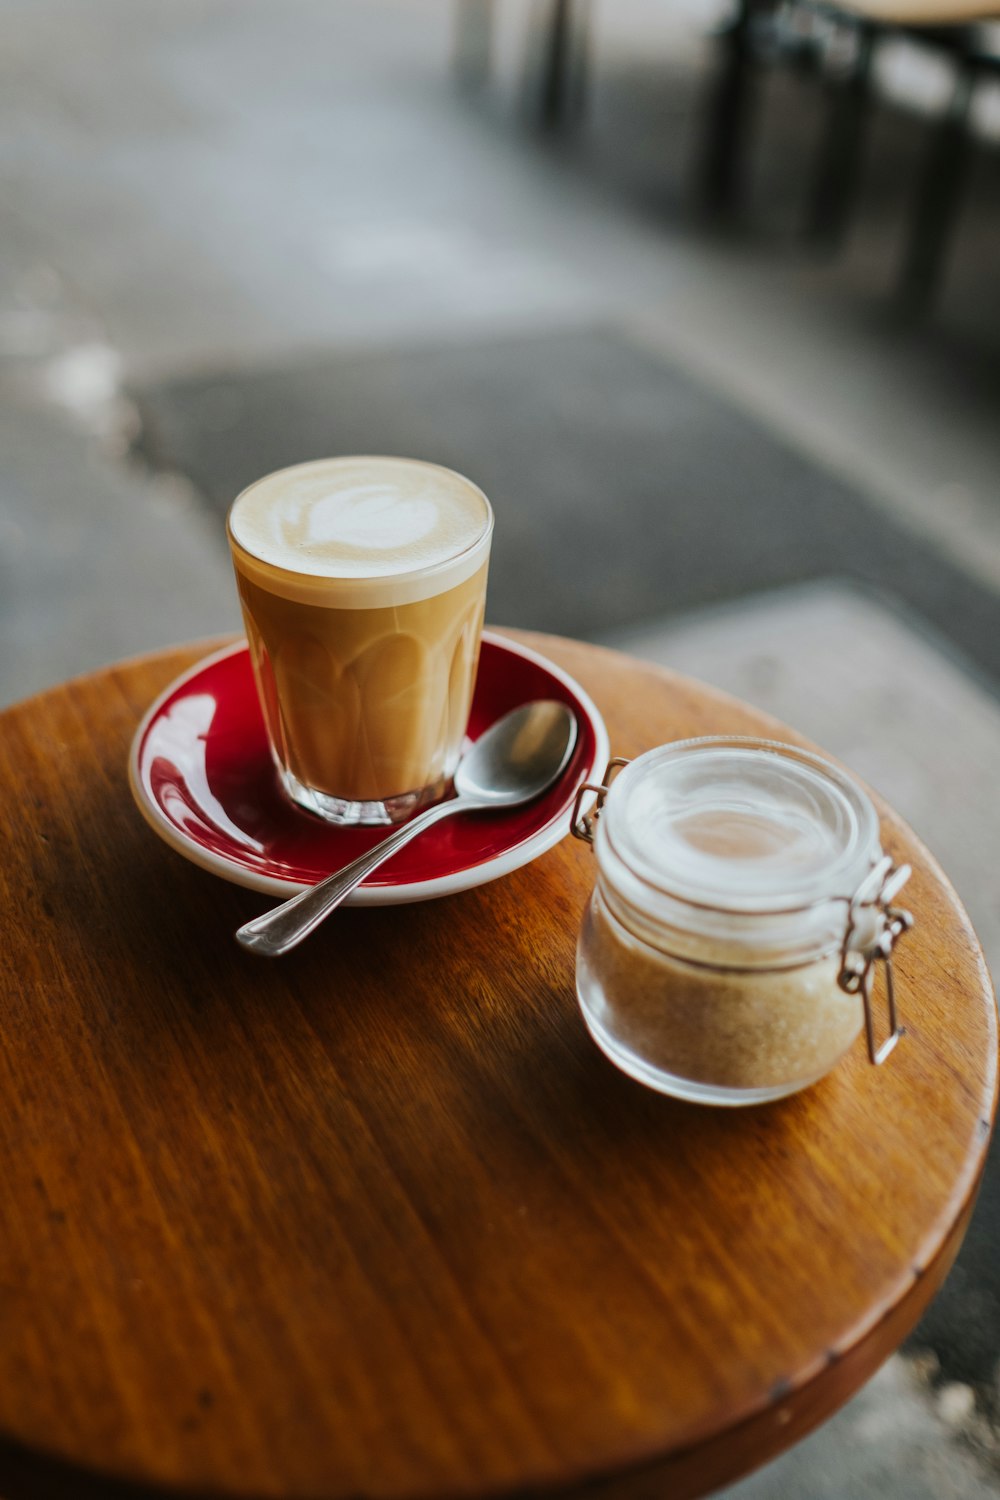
235;796;471;957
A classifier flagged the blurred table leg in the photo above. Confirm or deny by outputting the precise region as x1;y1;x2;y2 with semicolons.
697;0;760;223
805;18;875;247
897;54;976;314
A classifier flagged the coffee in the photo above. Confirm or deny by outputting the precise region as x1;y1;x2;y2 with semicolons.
228;457;493;824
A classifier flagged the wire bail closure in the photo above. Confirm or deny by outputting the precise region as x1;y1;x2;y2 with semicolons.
571;758;631;844
573;757;914;1069
838;855;913;1066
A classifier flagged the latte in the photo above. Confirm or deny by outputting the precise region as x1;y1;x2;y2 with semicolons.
228;457;493;825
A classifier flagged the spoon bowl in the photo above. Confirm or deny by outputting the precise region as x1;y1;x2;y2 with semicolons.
454;700;578;805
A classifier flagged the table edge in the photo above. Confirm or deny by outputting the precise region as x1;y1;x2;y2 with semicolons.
0;629;995;1500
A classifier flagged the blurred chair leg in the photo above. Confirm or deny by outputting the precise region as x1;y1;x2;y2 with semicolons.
453;0;495;91
805;20;875;248
696;0;758;225
569;0;592;124
536;0;587;130
897;61;975;315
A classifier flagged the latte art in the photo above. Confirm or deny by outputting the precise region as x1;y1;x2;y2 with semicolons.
294;485;439;553
229;456;491;602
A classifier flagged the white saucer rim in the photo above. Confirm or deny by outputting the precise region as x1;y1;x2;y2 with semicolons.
128;631;610;904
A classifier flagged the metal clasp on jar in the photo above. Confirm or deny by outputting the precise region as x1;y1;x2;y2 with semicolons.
571;758;631;845
838;855;913;1066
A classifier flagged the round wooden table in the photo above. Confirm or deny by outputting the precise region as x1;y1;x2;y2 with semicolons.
0;631;994;1500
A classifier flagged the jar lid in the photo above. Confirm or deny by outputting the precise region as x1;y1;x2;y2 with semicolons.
605;738;877;912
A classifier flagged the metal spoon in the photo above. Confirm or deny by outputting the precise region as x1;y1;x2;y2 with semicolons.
236;699;578;957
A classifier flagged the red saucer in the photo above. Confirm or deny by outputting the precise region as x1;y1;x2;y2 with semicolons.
128;632;609;902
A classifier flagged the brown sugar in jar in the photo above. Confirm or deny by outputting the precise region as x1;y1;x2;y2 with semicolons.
574;738;911;1106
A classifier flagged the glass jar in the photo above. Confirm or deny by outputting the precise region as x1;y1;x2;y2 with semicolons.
573;737;913;1106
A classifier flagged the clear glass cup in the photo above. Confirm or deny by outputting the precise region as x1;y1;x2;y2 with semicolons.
575;737;908;1105
228;456;493;826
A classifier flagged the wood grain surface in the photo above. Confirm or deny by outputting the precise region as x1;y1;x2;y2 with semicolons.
0;630;994;1500
835;0;1000;24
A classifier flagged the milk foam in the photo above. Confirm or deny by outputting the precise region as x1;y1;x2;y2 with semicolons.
229;457;492;607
